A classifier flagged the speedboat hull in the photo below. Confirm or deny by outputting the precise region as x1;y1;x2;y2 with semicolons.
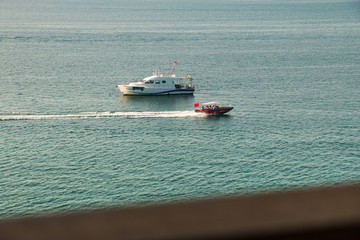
195;107;233;115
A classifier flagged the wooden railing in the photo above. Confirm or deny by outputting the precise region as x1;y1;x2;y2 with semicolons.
1;183;360;240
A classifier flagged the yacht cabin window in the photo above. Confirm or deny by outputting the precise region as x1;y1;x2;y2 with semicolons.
155;80;160;84
162;80;166;83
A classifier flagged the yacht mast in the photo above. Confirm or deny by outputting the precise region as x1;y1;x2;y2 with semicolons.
169;61;177;75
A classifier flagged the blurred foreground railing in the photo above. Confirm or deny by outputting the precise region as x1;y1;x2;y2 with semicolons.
1;183;360;240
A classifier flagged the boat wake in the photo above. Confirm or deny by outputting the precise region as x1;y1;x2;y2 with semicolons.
0;111;203;121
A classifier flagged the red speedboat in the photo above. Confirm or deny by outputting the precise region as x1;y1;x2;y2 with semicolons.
194;102;233;115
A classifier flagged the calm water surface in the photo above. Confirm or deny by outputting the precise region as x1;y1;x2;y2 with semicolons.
1;0;360;218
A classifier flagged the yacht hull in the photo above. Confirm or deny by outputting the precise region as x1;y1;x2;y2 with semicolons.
118;85;194;96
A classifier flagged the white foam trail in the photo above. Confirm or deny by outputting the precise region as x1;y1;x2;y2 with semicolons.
0;111;203;120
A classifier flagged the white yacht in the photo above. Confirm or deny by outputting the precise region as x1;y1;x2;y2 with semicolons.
117;63;195;96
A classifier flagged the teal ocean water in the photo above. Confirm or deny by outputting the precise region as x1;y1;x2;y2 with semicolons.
1;0;360;218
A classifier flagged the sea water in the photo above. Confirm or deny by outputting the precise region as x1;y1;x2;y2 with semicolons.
1;0;360;218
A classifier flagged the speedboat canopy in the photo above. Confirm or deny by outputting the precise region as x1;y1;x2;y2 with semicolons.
202;102;219;106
